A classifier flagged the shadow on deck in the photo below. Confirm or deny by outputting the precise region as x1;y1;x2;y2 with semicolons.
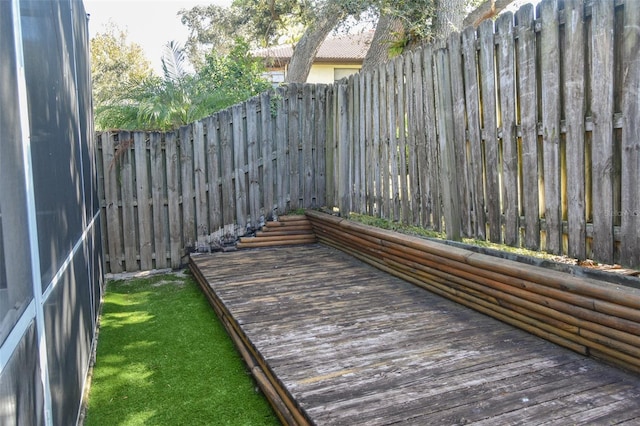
190;244;640;425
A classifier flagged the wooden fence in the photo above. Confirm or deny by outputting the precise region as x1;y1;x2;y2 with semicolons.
97;84;328;272
97;0;639;272
327;0;639;268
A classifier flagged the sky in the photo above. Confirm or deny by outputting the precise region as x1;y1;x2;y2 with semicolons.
84;0;231;74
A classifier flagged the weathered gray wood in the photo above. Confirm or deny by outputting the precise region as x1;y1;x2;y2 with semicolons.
590;0;615;263
395;57;409;224
372;69;382;217
423;45;441;231
134;132;152;270
448;33;471;238
315;85;327;208
540;0;562;254
232;104;247;235
302;85;315;208
413;49;429;227
358;74;367;215
149;132;167;269
515;4;540;250
461;27;486;240
620;0;640;268
193;121;209;242
337;83;350;214
435;48;461;241
288;84;301;211
350;75;361;213
165;132;182;268
119;131;137;270
479;19;500;243
205;115;222;236
275;87;289;215
379;64;390;219
364;73;374;215
564;0;586;260
405;52;420;226
179;125;196;247
497;13;518;246
246;97;260;227
101;132;122;272
260;92;274;218
219;110;235;238
387;61;400;222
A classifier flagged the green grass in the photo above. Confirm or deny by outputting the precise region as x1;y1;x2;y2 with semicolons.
84;272;279;426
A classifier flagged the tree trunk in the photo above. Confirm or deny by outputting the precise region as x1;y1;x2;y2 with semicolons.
361;13;404;75
433;0;467;41
285;4;347;83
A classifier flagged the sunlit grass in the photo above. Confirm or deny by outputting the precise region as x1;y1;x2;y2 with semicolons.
84;272;279;426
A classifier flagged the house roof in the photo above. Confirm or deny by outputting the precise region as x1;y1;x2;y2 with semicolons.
253;31;373;66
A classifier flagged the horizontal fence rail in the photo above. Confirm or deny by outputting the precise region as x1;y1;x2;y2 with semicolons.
97;84;328;272
96;0;639;272
327;0;639;268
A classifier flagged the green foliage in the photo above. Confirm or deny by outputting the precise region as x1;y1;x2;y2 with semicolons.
94;39;270;132
84;273;279;426
90;22;154;107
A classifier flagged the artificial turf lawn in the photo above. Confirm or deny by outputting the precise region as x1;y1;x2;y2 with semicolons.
84;272;279;426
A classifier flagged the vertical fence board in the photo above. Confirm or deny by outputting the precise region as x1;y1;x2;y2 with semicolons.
165;132;182;268
119;131;137;270
387;61;400;221
395;57;409;224
448;33;471;237
149;132;167;269
372;69;382;217
179;125;196;247
276;87;289;214
358;74;367;215
337;83;350;214
516;4;540;250
260;92;274;217
540;0;562;254
205;115;222;235
246;97;260;227
497;13;519;246
380;63;390;219
413;49;429;227
219;110;235;236
134;132;152;270
364;73;374;215
590;0;615;263
405;52;419;226
462;27;486;239
424;46;441;231
436;48;462;241
564;0;587;260
101;133;122;272
232;104;247;234
193;121;209;242
479;20;500;243
288;84;300;211
301;85;314;208
350;76;361;212
621;0;640;267
316;85;327;208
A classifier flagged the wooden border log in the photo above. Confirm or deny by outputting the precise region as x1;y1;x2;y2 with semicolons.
189;257;311;426
255;230;314;238
236;238;317;249
307;210;640;373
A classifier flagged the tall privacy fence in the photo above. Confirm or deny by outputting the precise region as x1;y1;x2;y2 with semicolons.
97;0;640;273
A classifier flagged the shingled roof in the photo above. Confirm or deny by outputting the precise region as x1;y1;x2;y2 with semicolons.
253;31;373;66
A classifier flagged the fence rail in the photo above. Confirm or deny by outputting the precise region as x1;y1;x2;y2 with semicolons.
97;0;639;272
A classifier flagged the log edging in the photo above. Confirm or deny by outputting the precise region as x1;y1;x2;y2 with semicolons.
305;210;640;374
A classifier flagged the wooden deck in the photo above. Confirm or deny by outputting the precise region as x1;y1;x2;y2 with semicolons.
190;244;640;425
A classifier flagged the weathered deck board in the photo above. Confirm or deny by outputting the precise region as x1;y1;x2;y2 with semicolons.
190;245;640;425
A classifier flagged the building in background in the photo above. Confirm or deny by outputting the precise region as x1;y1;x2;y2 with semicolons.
0;0;103;424
254;32;373;85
